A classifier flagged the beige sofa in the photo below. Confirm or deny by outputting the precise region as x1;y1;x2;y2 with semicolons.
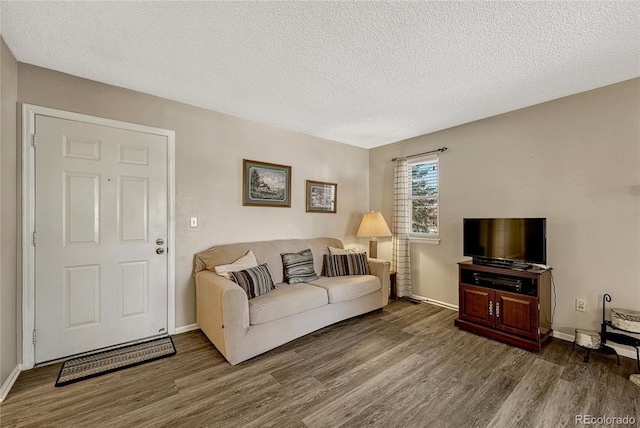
194;237;390;365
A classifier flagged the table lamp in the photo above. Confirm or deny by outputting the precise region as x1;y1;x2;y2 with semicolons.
356;211;392;259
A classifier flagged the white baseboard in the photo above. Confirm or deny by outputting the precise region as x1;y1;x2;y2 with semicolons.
553;330;576;343
553;330;637;360
0;364;22;404
409;294;459;311
405;303;637;361
174;323;199;334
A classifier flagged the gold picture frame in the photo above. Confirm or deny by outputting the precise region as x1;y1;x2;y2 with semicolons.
243;159;292;207
306;180;337;213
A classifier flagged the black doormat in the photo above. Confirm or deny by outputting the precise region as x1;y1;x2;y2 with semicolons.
55;336;176;387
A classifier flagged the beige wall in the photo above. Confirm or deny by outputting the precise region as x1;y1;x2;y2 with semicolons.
4;53;638;375
370;78;640;336
17;64;370;329
1;38;19;387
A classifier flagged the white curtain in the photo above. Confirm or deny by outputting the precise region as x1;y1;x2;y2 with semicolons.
392;159;412;297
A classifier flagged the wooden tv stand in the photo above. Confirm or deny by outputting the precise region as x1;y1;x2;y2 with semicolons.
454;260;553;352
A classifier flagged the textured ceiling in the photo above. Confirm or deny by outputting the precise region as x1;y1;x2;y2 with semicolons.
2;1;639;149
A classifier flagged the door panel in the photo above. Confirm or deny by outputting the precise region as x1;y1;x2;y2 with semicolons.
119;176;149;242
459;284;493;327
64;137;101;161
35;115;168;363
64;172;100;245
495;291;539;339
119;260;148;318
64;264;100;327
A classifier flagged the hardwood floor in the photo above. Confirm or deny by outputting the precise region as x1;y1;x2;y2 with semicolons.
1;300;638;427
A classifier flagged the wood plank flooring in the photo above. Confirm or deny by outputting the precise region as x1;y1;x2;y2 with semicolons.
1;300;639;427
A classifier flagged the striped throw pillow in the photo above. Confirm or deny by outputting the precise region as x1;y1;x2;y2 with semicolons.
281;249;318;284
231;263;275;299
324;253;370;277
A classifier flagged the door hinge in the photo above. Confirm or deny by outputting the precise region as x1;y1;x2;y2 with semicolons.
32;232;37;246
32;329;36;345
31;134;37;148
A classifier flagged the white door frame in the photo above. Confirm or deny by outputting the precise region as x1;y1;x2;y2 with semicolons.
21;104;176;370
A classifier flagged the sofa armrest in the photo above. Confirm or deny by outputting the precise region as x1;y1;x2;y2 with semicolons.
368;257;391;306
195;270;249;357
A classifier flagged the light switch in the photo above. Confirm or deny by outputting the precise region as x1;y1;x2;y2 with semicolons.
190;217;198;228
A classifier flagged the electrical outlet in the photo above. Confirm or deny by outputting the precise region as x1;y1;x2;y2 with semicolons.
190;217;198;228
576;298;587;312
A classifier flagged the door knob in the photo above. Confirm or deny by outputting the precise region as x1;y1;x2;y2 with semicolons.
156;248;165;255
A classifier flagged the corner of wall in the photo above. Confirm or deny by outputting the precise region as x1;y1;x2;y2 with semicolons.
0;35;20;393
0;364;22;403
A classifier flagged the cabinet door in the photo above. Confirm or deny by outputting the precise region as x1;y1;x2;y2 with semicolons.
495;291;539;339
459;284;494;327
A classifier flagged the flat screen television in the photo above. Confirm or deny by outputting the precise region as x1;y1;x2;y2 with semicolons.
463;218;546;267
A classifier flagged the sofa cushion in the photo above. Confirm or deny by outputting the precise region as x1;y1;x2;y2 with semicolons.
281;249;318;284
249;283;328;325
214;250;258;279
328;246;362;255
323;253;370;277
309;275;380;303
193;238;344;283
231;263;275;299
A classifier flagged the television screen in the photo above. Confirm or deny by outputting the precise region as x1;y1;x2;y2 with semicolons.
463;218;546;265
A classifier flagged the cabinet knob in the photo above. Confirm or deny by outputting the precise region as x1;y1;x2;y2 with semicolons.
489;301;493;316
496;302;500;318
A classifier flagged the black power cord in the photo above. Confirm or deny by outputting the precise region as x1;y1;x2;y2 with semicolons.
550;269;557;324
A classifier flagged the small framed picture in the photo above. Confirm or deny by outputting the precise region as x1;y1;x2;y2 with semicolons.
306;180;337;213
243;159;292;207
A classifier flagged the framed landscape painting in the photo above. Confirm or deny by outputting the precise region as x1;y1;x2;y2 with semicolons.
243;159;292;207
306;180;337;213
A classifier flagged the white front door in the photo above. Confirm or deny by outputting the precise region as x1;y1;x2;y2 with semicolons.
34;115;169;363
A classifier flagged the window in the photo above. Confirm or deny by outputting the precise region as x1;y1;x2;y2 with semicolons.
409;155;439;238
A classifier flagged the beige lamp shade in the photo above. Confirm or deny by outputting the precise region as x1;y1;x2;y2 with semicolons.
357;212;391;259
356;211;392;238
